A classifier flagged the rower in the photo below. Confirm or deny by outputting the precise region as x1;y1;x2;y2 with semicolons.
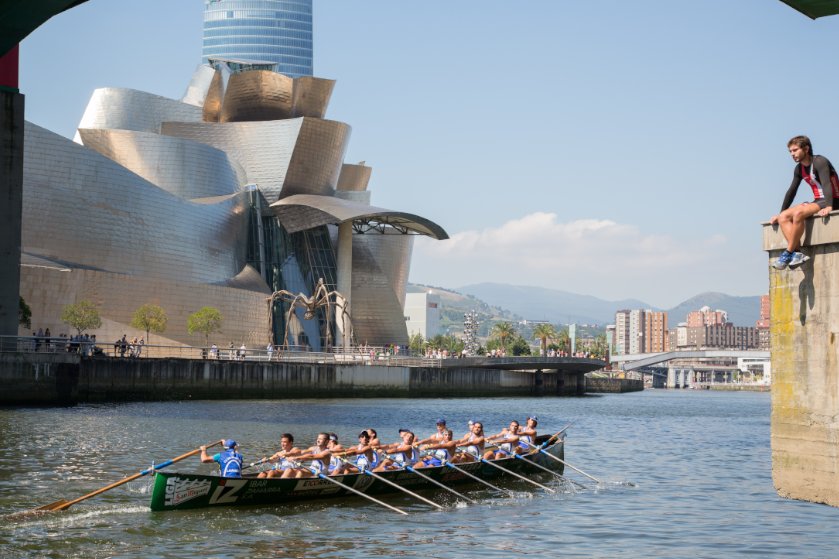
461;419;475;441
258;433;301;478
281;433;332;479
332;431;381;474
327;433;345;474
366;428;382;448
416;418;447;445
378;429;421;470
516;416;538;454
200;439;243;478
415;428;459;468
483;420;521;460
455;421;486;462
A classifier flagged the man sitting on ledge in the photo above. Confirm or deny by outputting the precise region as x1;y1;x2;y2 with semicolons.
770;135;837;270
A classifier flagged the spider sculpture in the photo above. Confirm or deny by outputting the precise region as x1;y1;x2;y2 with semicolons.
267;278;352;350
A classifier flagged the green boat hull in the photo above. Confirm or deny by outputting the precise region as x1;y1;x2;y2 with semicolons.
150;437;564;511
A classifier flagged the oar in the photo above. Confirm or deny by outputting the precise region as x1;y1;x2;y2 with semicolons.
381;453;477;504
335;456;444;510
443;460;513;496
242;457;269;472
288;460;408;516
539;423;573;448
519;440;602;484
477;457;555;493
28;440;225;515
509;452;587;490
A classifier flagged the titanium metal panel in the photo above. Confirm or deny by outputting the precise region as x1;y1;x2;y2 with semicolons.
283;118;350;198
336;163;372;192
220;70;294;122
74;88;203;140
349;237;410;346
162;117;349;203
270;194;449;239
292;77;335;119
203;65;231;122
182;64;217;107
23;122;249;285
78;128;246;199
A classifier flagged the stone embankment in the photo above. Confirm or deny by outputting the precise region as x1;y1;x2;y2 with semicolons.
0;353;598;404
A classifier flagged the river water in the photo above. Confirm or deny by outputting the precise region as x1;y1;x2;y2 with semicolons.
0;390;837;558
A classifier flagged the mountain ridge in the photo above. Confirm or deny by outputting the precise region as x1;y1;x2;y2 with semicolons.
409;282;762;326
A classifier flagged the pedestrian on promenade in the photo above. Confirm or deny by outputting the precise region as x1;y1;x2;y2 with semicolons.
770;135;838;269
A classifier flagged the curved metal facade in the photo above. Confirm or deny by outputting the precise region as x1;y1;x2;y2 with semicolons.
202;0;313;78
78;128;247;199
19;57;448;349
23;123;250;285
162;117;349;203
75;88;203;139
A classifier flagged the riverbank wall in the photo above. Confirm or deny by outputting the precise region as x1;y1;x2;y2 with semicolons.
0;354;590;404
764;215;839;507
584;377;644;393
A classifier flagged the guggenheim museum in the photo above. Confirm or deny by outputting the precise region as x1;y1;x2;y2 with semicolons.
19;58;448;351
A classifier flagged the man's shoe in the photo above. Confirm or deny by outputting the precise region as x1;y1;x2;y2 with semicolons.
788;251;810;269
773;250;793;270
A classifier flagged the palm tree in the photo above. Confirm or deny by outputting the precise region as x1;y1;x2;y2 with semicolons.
532;323;558;356
490;321;517;352
556;328;571;355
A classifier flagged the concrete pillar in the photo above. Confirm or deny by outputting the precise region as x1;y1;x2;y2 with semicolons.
0;89;23;337
667;366;675;389
335;221;353;349
764;217;839;506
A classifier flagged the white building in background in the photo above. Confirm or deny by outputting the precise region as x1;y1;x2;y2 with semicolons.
404;291;441;339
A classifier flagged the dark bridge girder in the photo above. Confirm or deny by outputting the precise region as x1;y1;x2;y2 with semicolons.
438;356;605;374
0;0;90;57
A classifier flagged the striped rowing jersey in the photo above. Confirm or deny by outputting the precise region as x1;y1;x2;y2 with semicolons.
782;155;839;211
801;161;839;201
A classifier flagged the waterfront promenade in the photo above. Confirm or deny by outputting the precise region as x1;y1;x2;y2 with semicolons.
0;339;616;405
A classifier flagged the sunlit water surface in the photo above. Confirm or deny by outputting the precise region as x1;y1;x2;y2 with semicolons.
1;390;838;558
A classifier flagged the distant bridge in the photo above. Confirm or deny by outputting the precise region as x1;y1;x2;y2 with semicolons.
440;356;606;373
610;350;769;371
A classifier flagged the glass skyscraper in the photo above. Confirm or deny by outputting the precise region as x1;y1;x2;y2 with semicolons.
203;0;313;78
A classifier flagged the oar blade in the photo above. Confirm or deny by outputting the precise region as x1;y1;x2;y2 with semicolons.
34;499;69;511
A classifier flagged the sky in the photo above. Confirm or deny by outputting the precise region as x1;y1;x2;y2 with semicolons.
17;0;839;308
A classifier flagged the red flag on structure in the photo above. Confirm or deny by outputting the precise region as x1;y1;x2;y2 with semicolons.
0;45;20;90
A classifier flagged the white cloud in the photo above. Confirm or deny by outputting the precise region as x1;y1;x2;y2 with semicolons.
410;212;761;307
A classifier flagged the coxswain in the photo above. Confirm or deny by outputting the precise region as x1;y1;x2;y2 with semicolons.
281;433;332;479
258;433;301;479
200;439;243;478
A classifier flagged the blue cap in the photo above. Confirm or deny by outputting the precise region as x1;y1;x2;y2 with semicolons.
224;439;237;449
436;418;446;425
528;416;538;422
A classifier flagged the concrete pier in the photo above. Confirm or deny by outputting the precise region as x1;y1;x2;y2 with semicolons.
0;89;23;337
764;215;839;507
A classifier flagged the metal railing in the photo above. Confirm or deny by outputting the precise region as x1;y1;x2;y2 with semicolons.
0;336;446;367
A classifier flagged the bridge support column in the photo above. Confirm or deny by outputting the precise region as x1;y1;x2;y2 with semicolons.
765;218;839;506
666;366;675;389
0;88;23;338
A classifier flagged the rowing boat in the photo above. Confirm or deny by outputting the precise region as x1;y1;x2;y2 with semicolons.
149;434;564;511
